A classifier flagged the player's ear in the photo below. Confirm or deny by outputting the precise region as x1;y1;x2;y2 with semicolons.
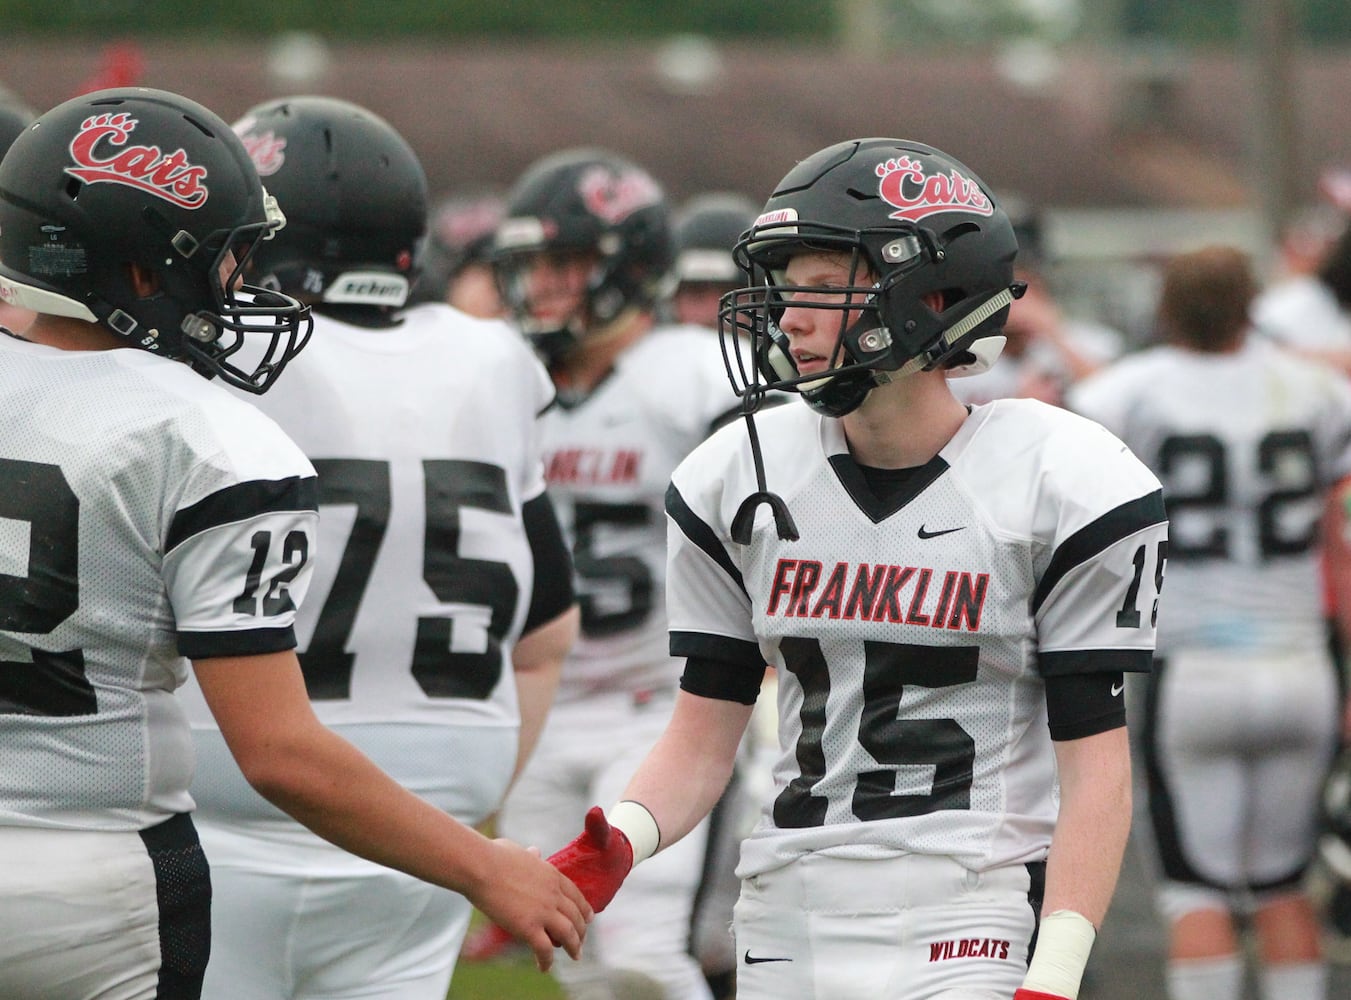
127;263;160;298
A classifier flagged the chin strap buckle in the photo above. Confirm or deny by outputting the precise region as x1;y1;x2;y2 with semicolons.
730;411;800;543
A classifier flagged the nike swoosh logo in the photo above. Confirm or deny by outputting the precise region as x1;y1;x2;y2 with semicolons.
1111;681;1125;696
743;951;793;965
917;525;965;539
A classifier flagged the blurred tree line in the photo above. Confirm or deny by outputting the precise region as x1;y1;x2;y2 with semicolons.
0;0;1347;44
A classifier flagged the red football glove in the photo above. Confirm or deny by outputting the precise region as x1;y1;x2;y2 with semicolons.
546;806;634;912
1013;990;1071;1000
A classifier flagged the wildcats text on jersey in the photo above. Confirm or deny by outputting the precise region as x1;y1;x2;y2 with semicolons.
928;937;1011;962
766;558;989;630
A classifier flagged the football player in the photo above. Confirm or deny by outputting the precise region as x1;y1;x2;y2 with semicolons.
0;86;587;1000
488;148;742;1000
412;189;508;318
169;95;583;1000
668;191;760;331
1069;245;1351;1000
547;137;1169;1000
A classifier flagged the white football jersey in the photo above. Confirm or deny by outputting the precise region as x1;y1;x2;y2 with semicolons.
544;323;740;701
665;398;1167;877
0;335;317;830
178;303;555;819
1068;338;1351;655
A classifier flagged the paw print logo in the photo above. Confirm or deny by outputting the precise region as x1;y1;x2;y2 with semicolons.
78;112;135;139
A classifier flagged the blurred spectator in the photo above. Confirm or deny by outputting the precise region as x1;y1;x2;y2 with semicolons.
1252;214;1351;374
410;190;506;317
667;191;758;329
951;266;1125;406
950;196;1123;407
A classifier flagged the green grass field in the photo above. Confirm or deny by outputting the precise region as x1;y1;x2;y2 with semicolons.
447;955;563;1000
446;911;563;1000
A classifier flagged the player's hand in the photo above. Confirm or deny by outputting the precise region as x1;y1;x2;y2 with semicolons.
1012;990;1072;1000
470;838;593;973
546;805;634;912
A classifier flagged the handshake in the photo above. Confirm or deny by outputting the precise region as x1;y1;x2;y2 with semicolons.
545;805;638;912
545;805;1084;1000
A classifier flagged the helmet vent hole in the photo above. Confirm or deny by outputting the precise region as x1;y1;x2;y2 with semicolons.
844;187;875;202
64;177;82;200
181;114;214;138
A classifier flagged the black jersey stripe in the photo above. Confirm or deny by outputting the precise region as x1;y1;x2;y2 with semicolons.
670;628;763;669
665;482;747;596
1032;489;1167;615
165;476;318;555
176;624;297;659
1037;647;1153;677
522;490;575;634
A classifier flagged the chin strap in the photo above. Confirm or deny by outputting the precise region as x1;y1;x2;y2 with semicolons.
731;410;799;544
897;282;1023;377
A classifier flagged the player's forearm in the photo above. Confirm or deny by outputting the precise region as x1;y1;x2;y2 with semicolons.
1043;727;1132;926
196;651;494;893
619;690;752;853
247;718;497;894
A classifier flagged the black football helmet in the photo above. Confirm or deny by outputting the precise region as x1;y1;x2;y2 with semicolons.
233;96;427;316
0;87;310;393
493;148;673;364
720;138;1021;418
673;192;759;287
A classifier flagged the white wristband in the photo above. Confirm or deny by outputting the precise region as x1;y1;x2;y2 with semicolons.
606;800;661;866
1021;910;1096;1000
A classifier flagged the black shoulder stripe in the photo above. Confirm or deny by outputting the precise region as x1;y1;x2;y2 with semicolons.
166;475;318;555
1033;488;1166;615
665;481;746;597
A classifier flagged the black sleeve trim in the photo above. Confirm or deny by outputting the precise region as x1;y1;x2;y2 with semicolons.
670;629;763;667
665;482;747;596
178;625;297;659
522;491;576;633
680;655;765;705
1038;648;1153;677
1033;488;1167;615
1045;671;1127;741
167;476;319;555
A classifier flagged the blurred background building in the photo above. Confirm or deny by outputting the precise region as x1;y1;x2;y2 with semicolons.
0;1;1347;341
